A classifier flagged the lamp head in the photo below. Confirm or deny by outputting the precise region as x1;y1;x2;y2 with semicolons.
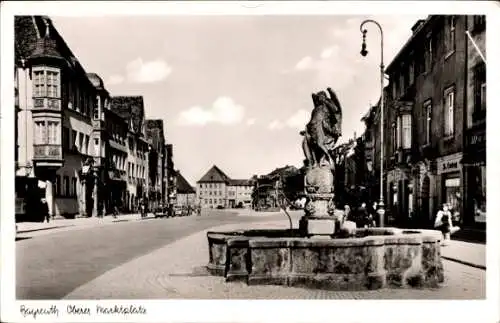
360;29;368;57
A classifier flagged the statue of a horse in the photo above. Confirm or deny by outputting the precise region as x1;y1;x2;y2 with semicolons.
301;87;343;169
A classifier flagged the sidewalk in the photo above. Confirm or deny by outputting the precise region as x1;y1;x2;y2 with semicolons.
65;219;486;300
440;240;486;269
16;213;156;234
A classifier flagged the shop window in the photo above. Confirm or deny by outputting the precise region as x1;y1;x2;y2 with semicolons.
71;178;77;197
443;177;461;213
63;176;70;197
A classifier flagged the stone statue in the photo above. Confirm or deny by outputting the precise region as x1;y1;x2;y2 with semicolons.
299;87;344;238
301;87;342;169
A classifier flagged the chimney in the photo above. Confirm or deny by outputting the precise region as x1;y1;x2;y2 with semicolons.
411;19;426;34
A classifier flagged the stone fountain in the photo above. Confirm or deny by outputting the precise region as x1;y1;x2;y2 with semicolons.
206;88;444;290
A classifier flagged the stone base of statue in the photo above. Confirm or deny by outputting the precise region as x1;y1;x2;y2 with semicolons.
299;166;337;238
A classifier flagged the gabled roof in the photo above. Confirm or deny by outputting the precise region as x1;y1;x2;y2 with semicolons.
145;119;165;152
110;96;144;133
176;172;196;194
197;165;231;183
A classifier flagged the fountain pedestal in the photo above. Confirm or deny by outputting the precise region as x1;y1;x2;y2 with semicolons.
299;166;338;237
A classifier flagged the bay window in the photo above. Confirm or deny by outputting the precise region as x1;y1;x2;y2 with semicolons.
31;68;60;98
33;120;61;145
444;87;455;136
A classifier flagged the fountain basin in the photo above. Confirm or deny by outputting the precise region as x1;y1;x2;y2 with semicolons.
207;227;444;290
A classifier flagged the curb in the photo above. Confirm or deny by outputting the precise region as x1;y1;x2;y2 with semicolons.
441;256;486;270
17;225;73;234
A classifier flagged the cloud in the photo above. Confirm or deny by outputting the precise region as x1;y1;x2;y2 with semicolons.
286;109;310;130
294;56;313;70
246;118;256;126
107;74;125;85
177;96;245;126
268;120;285;130
126;58;172;83
320;46;339;59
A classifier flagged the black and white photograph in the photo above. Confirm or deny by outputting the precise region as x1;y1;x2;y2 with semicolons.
1;1;498;323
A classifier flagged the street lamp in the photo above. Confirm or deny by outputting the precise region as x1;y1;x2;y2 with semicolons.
360;19;386;227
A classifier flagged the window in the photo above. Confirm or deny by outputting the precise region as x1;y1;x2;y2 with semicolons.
79;133;84;153
423;100;432;145
34;121;46;144
84;134;90;154
33;71;45;97
47;71;59;97
473;62;486;118
447;16;456;54
399;67;405;94
63;176;69;197
94;138;99;156
62;126;70;150
72;130;77;150
71;178;77;197
444;87;455;136
32;69;60;98
401;114;412;149
396;116;402;149
391;123;397;152
94;96;100;119
408;58;415;85
47;121;60;144
392;80;397;98
473;15;485;32
425;34;433;72
55;175;61;196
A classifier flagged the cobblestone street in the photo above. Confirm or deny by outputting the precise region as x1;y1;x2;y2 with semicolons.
64;218;486;300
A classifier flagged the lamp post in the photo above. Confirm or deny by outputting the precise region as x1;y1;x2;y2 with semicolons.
360;19;386;227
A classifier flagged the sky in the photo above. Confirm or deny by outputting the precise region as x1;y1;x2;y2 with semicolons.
51;14;425;185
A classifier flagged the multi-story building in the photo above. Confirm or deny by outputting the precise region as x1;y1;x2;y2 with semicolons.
463;15;486;227
175;171;196;207
145;119;166;211
14;15;172;219
110;96;150;212
227;179;253;208
197;165;230;209
165;144;176;207
360;15;473;227
103;97;129;212
15;16;101;219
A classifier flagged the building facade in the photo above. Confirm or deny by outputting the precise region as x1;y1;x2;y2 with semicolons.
145;119;166;211
359;15;485;229
197;165;230;209
463;15;486;227
175;171;196;207
227;179;253;208
14;15;171;220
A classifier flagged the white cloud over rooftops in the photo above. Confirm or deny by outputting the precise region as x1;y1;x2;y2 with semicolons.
177;96;246;126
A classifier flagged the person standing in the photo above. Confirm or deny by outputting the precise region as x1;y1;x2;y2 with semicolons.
41;198;50;223
434;203;460;246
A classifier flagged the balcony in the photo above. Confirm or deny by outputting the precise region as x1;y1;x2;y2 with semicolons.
32;97;61;111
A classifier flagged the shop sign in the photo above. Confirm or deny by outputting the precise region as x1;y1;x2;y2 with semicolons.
438;154;462;174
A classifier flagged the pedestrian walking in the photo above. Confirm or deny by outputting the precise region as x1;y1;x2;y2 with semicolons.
41;198;50;223
434;203;460;246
